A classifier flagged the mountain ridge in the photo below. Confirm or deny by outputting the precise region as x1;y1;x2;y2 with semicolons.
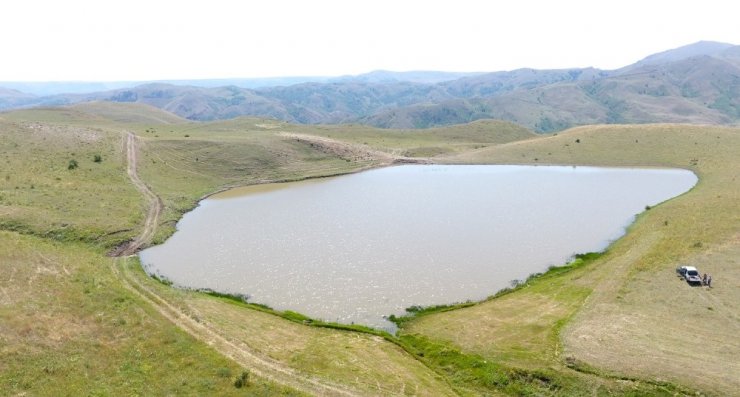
2;41;737;132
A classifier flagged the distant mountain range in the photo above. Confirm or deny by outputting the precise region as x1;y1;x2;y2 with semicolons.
2;41;738;132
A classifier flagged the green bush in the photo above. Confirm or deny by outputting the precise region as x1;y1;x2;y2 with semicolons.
233;370;250;388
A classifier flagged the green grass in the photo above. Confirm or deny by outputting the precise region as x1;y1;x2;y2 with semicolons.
0;231;301;396
394;251;699;395
290;118;537;155
4;105;494;396
414;124;740;395
129;258;457;396
0;118;143;248
391;253;600;329
3;103;739;396
200;288;395;338
128;117;533;245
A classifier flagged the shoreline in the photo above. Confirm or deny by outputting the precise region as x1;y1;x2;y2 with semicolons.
139;163;697;332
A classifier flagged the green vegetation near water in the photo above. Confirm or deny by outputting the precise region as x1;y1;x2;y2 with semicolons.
2;103;738;396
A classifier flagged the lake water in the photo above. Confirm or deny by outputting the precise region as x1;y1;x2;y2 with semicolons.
139;165;697;330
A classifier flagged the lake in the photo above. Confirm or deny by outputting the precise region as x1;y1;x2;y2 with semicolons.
139;165;697;330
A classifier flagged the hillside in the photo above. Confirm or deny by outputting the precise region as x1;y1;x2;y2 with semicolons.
1;41;738;132
0;105;537;396
0;87;37;109
367;46;740;131
0;71;481;96
69;102;189;124
2;103;738;395
440;124;740;394
623;40;736;70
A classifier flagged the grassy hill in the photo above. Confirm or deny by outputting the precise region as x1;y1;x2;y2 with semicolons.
421;124;740;395
366;52;740;131
1;103;738;395
623;40;737;70
0;87;37;110
1;106;533;395
3;42;738;132
69;102;188;124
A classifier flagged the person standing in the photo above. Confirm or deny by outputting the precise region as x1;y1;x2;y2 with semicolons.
707;275;712;288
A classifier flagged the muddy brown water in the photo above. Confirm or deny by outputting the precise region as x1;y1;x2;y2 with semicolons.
140;165;697;330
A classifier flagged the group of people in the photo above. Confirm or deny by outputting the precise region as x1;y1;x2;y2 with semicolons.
702;273;713;287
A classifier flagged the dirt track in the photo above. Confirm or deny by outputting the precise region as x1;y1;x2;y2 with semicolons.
280;132;430;165
113;257;359;396
109;132;163;256
110;131;361;396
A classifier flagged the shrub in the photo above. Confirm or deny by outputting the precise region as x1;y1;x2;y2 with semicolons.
233;370;250;388
93;154;102;163
68;159;78;170
216;367;231;378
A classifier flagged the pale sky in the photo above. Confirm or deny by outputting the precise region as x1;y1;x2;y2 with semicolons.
2;0;739;81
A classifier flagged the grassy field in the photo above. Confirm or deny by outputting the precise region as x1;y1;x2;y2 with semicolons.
2;102;738;396
0;232;303;396
405;124;739;395
2;104;518;396
122;258;457;396
0;115;141;247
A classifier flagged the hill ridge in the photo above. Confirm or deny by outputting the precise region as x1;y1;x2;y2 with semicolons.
1;41;738;132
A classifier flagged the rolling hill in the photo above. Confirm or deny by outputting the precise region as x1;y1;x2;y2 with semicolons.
2;102;738;395
1;41;738;132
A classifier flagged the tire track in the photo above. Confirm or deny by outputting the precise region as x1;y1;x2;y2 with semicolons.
109;132;163;256
113;258;358;397
110;131;360;396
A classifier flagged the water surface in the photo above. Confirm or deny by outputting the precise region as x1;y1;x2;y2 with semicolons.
140;165;696;329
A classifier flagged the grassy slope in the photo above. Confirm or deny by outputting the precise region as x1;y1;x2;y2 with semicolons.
3;102;738;396
69;101;189;124
132;118;387;244
0;114;142;247
289;119;537;156
129;117;533;243
0;109;305;395
0;232;301;396
127;259;456;396
6;107;517;396
122;116;535;395
405;124;739;395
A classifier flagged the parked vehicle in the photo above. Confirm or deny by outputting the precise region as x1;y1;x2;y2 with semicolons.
676;265;702;285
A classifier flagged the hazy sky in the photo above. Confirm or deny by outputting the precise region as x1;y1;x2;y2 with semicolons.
2;0;739;81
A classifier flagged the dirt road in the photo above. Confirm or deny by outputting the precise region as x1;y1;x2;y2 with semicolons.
280;132;430;165
109;132;163;256
113;257;359;396
109;131;361;396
